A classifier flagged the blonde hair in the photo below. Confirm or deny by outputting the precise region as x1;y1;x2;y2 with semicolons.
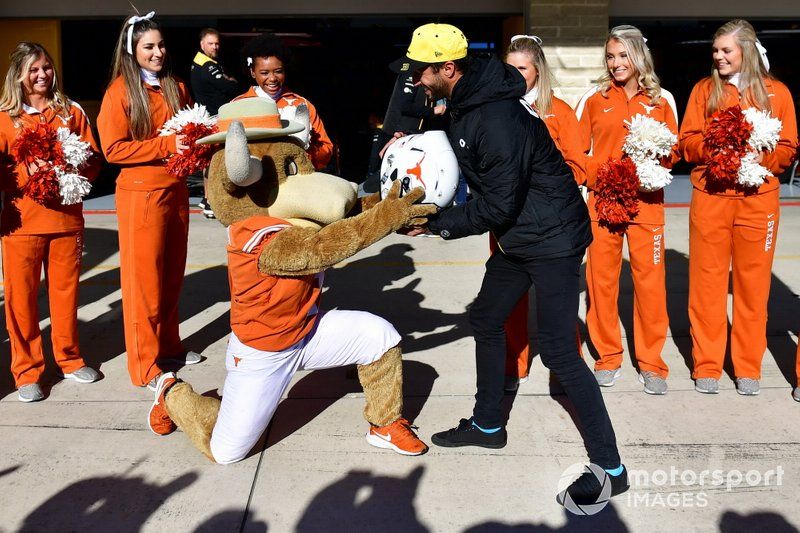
108;15;182;140
0;42;70;119
707;19;771;115
505;37;556;115
597;25;662;104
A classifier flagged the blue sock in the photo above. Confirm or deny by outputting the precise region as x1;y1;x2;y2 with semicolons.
605;464;624;476
472;421;502;434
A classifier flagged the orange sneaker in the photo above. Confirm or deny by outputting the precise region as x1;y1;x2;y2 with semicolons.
366;418;428;456
148;372;178;436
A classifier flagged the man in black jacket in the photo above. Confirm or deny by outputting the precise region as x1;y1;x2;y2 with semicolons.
392;23;628;505
191;28;239;218
191;28;239;116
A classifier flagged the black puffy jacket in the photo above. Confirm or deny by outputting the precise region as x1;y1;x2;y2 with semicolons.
427;56;592;260
190;52;239;116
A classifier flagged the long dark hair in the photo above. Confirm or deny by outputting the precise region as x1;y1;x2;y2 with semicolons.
109;15;182;140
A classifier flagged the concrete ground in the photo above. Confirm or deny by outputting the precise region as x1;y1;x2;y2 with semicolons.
1;193;800;532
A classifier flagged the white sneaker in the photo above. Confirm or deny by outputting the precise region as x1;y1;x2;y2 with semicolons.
18;383;44;402
63;366;100;384
162;351;202;366
595;368;621;387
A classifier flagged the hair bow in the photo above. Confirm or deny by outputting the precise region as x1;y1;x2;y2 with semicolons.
126;11;156;55
755;39;770;71
511;34;543;45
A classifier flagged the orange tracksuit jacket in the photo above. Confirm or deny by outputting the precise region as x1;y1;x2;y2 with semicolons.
97;76;193;386
234;87;333;170
497;94;587;379
0;102;101;386
679;77;797;380
577;83;679;377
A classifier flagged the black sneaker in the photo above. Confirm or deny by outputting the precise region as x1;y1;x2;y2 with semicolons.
558;465;630;507
431;417;507;449
197;197;210;209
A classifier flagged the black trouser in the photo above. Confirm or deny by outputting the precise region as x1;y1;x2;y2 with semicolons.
469;251;621;469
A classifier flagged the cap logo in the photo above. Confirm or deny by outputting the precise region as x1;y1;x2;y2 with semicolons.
434;51;443;57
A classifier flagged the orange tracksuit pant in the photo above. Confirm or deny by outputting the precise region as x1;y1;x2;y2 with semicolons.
796;340;800;387
116;184;189;386
2;232;86;386
586;221;669;377
689;188;779;380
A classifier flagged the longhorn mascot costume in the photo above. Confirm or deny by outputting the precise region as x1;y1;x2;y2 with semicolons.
146;98;436;463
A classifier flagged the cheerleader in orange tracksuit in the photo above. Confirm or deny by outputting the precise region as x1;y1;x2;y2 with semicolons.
679;19;797;396
500;35;587;391
97;13;201;390
0;42;102;402
235;32;333;170
576;25;679;395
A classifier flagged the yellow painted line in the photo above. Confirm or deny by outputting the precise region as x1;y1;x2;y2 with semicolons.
72;260;486;272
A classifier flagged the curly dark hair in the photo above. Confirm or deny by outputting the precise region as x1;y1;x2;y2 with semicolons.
240;32;292;73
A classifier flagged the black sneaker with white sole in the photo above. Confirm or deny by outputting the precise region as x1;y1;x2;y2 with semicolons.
431;417;507;449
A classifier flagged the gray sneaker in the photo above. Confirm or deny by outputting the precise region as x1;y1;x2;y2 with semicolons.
793;388;800;402
145;376;159;392
163;351;202;366
736;378;760;396
63;366;100;384
18;383;44;403
595;368;622;387
695;378;719;394
638;371;668;395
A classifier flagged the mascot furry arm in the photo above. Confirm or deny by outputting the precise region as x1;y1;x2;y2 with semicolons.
259;181;431;276
208;120;436;276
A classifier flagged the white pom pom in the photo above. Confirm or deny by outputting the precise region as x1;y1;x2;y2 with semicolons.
636;159;674;192
56;127;93;169
57;168;92;205
622;113;677;192
737;152;772;188
159;104;217;136
623;114;677;162
743;108;782;153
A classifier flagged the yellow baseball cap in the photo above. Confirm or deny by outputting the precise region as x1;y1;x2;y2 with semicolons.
389;23;468;73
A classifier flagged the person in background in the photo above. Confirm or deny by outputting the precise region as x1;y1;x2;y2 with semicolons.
679;19;797;396
575;25;679;395
190;27;238;219
0;42;103;402
501;34;588;392
235;33;333;171
361;65;448;195
97;12;202;391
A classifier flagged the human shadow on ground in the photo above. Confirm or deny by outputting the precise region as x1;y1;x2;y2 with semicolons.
19;468;197;532
766;271;800;387
194;509;268;533
718;510;799;533
464;502;629;532
263;359;438;449
74;263;230;371
295;466;428;532
321;243;470;355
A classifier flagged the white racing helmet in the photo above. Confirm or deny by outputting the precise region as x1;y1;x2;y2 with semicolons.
379;130;459;208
